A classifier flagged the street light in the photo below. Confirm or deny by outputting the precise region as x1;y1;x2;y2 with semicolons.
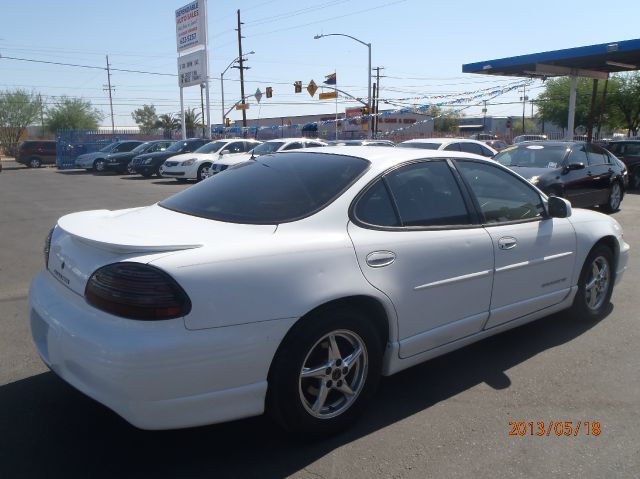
314;33;372;137
220;51;254;125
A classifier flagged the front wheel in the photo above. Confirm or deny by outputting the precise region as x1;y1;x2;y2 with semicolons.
93;159;106;172
196;163;211;181
29;157;42;168
570;245;614;321
601;181;622;213
267;308;382;437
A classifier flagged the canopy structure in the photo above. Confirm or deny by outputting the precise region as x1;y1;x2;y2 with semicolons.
462;39;640;139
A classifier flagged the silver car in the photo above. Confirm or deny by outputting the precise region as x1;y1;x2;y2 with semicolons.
75;141;143;171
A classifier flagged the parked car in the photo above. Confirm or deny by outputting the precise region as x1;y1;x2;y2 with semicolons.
512;134;547;143
601;140;640;189
202;138;325;179
131;138;208;177
31;146;629;435
484;139;509;151
16;140;57;168
102;140;175;174
494;141;626;212
398;138;497;157
162;139;261;182
469;133;498;141
326;139;395;147
75;141;144;171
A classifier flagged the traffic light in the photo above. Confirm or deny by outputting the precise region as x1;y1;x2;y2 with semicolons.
266;86;273;98
362;106;369;115
294;81;302;93
224;117;231;127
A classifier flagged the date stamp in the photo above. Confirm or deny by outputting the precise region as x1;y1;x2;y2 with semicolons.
508;420;601;437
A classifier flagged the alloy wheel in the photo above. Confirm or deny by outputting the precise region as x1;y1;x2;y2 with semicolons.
609;182;622;210
584;255;610;312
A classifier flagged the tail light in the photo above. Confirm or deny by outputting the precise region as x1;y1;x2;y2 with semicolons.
85;263;191;320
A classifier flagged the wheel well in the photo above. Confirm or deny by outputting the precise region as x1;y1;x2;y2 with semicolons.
593;235;619;275
268;295;390;378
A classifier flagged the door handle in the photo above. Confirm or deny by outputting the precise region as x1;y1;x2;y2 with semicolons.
498;237;517;250
366;251;396;268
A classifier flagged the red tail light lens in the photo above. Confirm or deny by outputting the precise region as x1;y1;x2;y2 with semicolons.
85;263;191;320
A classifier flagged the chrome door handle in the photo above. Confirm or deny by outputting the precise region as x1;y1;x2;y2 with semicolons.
366;251;396;268
498;237;517;250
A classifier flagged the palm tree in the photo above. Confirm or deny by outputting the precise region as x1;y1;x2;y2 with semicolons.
184;108;202;138
156;113;180;139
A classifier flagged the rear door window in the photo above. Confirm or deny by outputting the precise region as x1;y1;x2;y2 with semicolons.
443;143;461;152
586;144;609;165
459;142;484;155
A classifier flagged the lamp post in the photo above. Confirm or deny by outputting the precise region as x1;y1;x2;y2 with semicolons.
314;33;372;138
220;51;254;126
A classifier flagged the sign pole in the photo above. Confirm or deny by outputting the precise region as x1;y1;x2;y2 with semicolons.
180;87;186;140
203;0;211;139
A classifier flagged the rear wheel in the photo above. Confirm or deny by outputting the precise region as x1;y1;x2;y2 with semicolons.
267;307;382;437
601;181;622;212
29;157;42;168
570;245;614;321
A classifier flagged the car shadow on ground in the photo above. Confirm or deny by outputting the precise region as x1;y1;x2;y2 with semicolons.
0;308;608;478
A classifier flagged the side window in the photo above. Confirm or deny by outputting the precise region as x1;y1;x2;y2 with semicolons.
385;161;471;227
244;142;259;152
354;180;399;227
456;161;545;224
567;144;588;165
224;142;244;153
625;143;640;156
586;144;608;165
283;142;304;150
306;142;326;148
459;142;483;156
443;143;460;152
479;145;495;157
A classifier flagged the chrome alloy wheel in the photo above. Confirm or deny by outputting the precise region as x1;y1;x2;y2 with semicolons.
584;256;611;312
299;330;368;419
609;182;622;210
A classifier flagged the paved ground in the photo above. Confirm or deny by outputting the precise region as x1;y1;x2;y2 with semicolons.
0;162;638;478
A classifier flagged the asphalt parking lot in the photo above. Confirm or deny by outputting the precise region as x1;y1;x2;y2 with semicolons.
0;162;638;478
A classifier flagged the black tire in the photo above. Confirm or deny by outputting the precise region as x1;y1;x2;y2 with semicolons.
93;159;106;172
600;181;622;213
155;166;163;177
141;170;153;178
569;244;614;321
196;163;211;182
176;178;188;183
267;307;382;437
29;157;42;168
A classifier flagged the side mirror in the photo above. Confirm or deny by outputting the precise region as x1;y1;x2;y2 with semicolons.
565;162;585;171
548;196;572;218
219;150;228;156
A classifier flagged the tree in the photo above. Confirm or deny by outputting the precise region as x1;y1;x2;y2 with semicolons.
607;73;640;136
511;118;537;134
0;89;42;156
156;113;180;139
131;104;158;134
45;97;103;133
184;108;202;137
428;106;461;133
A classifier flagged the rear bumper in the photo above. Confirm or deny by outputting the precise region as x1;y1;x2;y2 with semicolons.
29;271;294;429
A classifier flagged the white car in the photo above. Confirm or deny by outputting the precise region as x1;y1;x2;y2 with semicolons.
398;138;497;157
30;147;628;436
203;138;327;178
160;139;261;181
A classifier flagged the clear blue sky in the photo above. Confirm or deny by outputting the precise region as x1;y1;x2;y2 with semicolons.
1;0;639;127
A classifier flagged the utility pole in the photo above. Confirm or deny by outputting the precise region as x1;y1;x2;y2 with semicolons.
104;55;115;135
38;94;45;137
520;84;528;135
482;100;487;131
236;10;247;129
372;66;384;137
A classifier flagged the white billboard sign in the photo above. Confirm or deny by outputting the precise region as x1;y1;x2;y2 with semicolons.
177;49;207;88
175;1;205;52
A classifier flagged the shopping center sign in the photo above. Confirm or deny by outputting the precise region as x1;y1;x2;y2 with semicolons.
175;0;206;52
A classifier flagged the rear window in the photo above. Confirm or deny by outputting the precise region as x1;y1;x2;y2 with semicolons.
398;142;440;150
494;144;569;168
160;152;369;224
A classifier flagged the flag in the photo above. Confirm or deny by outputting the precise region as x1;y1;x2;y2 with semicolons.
323;72;336;85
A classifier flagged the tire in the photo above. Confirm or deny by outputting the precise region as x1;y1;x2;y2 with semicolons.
155;166;163;178
141;170;153;178
267;307;382;437
569;244;614;321
631;168;640;190
29;157;42;168
196;163;211;181
176;178;188;183
601;181;622;213
93;159;106;172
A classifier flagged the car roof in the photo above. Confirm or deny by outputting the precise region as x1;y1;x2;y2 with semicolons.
293;145;490;174
401;138;484;145
506;141;580;147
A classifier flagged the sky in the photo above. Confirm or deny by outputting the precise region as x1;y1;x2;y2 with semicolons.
1;0;639;128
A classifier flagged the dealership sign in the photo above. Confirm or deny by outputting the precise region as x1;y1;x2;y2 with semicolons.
175;1;205;52
177;49;206;87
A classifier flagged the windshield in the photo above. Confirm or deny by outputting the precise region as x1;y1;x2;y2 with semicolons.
398;142;440;150
195;141;226;154
250;142;285;155
167;141;188;152
495;145;569;168
160;152;369;224
99;142;118;152
131;142;154;154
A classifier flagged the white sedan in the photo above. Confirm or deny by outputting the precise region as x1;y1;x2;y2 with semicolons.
202;138;327;178
398;138;497;157
160;139;261;181
30;147;629;435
